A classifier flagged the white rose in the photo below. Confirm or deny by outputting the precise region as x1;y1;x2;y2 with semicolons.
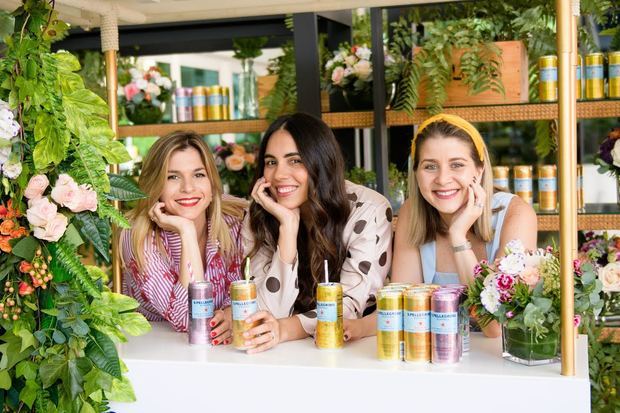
2;159;22;179
146;82;161;96
353;60;372;81
344;55;357;67
129;68;141;80
355;46;371;61
599;262;620;292
480;286;501;313
136;78;148;90
325;59;334;70
611;139;620;168
498;253;525;275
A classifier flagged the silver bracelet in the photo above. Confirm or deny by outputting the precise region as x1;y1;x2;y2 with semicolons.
452;241;472;253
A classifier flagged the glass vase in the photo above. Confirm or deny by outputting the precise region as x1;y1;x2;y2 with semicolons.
501;325;560;366
238;58;258;119
125;103;164;125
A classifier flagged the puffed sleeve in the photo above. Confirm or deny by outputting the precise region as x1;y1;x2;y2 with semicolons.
241;215;300;318
121;229;189;332
295;191;393;335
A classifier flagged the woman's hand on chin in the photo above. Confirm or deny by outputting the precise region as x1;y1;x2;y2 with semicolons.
149;202;195;235
448;176;486;244
251;177;300;229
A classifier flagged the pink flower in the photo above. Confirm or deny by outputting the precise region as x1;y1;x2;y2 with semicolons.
51;174;80;211
331;66;345;85
506;311;514;319
225;154;245;172
496;273;515;291
18;281;33;296
573;259;582;276
573;315;581;327
24;174;49;200
519;266;540;287
26;197;57;227
71;185;98;213
124;83;140;101
33;213;68;242
473;264;483;277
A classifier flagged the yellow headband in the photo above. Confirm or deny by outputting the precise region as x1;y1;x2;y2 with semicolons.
411;114;485;162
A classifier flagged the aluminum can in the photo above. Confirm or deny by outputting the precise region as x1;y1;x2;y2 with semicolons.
576;54;583;100
538;55;557;102
222;86;231;120
315;282;343;349
188;282;214;345
442;284;469;354
206;85;225;120
404;288;431;362
175;87;193;123
192;86;207;121
577;164;585;212
431;290;460;364
376;288;403;361
230;280;260;350
513;165;533;205
585;53;604;100
538;165;557;212
492;166;510;192
609;51;620;99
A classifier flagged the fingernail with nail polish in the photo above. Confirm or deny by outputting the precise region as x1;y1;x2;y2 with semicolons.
210;331;216;337
212;339;219;345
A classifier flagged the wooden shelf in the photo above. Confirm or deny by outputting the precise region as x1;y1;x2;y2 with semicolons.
117;100;620;138
599;327;620;343
538;214;620;231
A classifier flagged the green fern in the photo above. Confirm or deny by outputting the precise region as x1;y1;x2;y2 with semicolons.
48;240;101;299
262;40;297;121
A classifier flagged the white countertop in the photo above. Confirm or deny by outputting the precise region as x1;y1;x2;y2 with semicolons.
111;322;590;413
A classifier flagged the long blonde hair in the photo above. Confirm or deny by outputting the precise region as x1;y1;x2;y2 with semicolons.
407;120;494;246
125;131;246;272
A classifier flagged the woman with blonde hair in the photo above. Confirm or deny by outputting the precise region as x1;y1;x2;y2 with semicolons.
121;131;246;344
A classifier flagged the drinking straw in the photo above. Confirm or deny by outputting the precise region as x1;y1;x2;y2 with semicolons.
324;259;329;284
245;257;250;283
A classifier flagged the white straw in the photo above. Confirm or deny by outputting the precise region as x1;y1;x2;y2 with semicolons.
324;259;329;284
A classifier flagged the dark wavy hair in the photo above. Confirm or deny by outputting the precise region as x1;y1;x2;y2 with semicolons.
247;113;351;314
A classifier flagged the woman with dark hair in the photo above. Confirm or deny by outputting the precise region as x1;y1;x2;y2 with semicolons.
241;113;393;353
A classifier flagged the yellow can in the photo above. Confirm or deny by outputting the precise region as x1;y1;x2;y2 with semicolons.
577;164;585;212
576;54;583;100
192;86;207;121
404;289;431;362
514;165;533;205
585;53;604;100
538;165;557;212
315;282;343;349
538;55;558;102
609;51;620;99
222;86;231;120
206;85;225;120
492;166;510;192
376;288;403;361
230;280;260;350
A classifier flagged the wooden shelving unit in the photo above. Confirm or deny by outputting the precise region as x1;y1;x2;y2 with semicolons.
118;100;620;138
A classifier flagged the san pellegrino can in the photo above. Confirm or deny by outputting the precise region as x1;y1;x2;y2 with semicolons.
192;86;207;121
188;282;214;345
442;284;470;354
585;53;604;100
538;165;557;212
222;86;231;120
492;166;510;192
231;280;260;350
514;165;533;205
175;87;193;122
376;288;403;361
609;51;620;99
404;288;431;362
206;85;225;120
315;282;343;349
538;55;558;102
431;290;460;364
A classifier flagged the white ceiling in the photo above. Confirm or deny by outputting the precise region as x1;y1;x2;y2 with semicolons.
0;0;456;28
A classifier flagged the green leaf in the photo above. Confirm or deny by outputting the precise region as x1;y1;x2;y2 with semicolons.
48;240;101;298
83;368;113;396
0;12;15;39
16;328;36;352
33;113;71;169
107;174;146;201
19;379;38;408
106;376;136;403
16;360;38;381
532;297;552;313
65;357;91;399
10;236;39;261
119;312;151;336
98;202;130;229
52;330;66;344
52;51;81;73
85;329;121;379
74;213;110;263
39;354;66;389
62;223;84;248
58;72;84;95
105;292;140;313
41;309;59;317
0;333;32;370
0;369;11;390
80;400;96;413
63;89;109;137
82;119;131;164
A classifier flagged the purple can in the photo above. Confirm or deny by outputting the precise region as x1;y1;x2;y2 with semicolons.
175;87;193;122
441;285;470;355
431;290;461;364
188;281;214;345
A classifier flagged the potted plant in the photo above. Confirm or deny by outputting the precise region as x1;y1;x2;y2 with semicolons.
232;36;268;119
0;2;150;411
580;231;620;319
595;127;620;204
119;65;173;125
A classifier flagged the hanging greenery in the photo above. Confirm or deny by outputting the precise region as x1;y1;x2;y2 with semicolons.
0;1;150;412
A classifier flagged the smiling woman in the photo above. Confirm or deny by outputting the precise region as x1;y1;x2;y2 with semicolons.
120;131;247;344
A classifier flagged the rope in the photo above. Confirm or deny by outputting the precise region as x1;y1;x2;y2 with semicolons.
100;8;119;52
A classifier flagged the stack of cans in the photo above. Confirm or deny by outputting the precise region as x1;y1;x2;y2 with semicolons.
175;85;232;122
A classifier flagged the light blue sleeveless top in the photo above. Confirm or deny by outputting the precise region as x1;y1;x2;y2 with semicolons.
420;192;515;285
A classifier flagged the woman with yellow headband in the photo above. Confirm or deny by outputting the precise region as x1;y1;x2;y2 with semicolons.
342;114;537;340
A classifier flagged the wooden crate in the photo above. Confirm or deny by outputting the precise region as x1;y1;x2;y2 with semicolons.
416;40;529;106
257;74;329;118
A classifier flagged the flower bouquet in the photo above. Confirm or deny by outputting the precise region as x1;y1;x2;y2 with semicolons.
119;66;173;124
466;239;603;365
595;127;620;202
580;231;620;321
214;141;258;197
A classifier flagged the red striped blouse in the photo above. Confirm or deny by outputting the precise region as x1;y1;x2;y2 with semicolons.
121;214;243;332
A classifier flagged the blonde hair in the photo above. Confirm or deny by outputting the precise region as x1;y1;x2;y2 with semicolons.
407;120;494;246
124;131;246;272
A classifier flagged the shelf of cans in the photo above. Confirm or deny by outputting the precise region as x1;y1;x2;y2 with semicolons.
538;51;620;102
176;86;231;122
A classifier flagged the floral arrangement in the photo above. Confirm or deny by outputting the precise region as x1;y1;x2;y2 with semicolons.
580;231;620;317
595;127;620;180
0;2;150;412
466;240;603;339
214;141;258;197
119;66;173;124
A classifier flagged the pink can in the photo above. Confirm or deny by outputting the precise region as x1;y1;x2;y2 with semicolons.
431;290;461;364
175;87;193;122
188;281;214;345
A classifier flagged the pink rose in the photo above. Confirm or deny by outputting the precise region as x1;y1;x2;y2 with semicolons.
353;60;372;81
599;262;620;292
24;174;49;199
26;197;57;227
124;83;140;101
331;66;345;86
51;174;80;211
519;266;540;287
72;185;98;212
33;213;68;242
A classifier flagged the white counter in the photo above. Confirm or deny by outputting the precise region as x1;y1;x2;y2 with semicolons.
110;322;590;413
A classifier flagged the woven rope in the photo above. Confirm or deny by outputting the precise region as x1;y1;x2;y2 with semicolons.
100;9;119;52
